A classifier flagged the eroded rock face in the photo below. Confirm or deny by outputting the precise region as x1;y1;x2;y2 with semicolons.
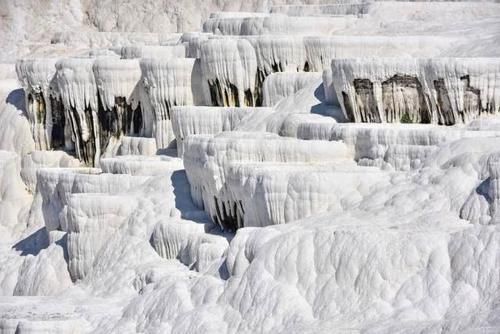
93;58;145;155
461;74;483;118
342;74;434;125
16;58;67;151
183;132;352;230
18;57;152;166
5;2;500;332
97;96;143;151
249;35;308;105
353;78;380;122
140;57;206;149
381;74;430;123
56;58;100;166
200;39;257;107
170;106;269;156
434;78;455;125
332;58;500;125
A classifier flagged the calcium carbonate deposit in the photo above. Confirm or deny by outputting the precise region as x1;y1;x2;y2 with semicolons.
1;0;500;333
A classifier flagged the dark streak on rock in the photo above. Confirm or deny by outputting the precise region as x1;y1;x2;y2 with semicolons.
354;78;380;123
381;74;430;124
49;96;65;149
434;79;456;125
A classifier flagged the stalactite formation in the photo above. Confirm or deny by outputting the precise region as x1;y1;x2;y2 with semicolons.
56;58;100;166
381;74;431;124
16;58;67;150
6;2;500;333
140;57;204;149
332;58;500;124
200;39;257;107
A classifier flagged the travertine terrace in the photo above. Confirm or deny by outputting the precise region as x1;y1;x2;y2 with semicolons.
1;1;500;333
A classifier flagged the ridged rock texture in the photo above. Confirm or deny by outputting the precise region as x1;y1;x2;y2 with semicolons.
1;1;500;333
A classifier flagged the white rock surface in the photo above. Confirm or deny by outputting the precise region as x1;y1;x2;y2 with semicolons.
171;106;273;156
140;57;208;149
262;72;321;106
1;1;500;333
15;58;63;150
183;132;352;230
200;39;257;107
332;57;500;124
56;57;100;165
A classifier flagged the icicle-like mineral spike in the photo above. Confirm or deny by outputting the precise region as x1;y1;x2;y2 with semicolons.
93;57;142;112
250;35;307;75
247;35;308;104
93;57;145;155
332;57;500;125
203;14;355;36
56;57;100;166
140;57;206;149
226;162;387;227
183;132;352;230
200;38;257;107
304;36;459;72
16;58;66;150
180;32;213;58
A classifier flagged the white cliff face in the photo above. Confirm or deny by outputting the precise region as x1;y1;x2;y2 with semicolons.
17;56;163;165
93;58;142;113
150;218;228;272
303;35;460;71
2;0;500;333
170;106;273;156
250;35;307;83
15;58;64;151
140;57;208;149
332;57;500;125
183;132;352;230
225;162;390;227
200;39;258;107
203;14;356;36
64;193;139;280
56;58;100;166
93;57;146;156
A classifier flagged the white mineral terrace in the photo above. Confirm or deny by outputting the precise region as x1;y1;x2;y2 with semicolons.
1;1;500;333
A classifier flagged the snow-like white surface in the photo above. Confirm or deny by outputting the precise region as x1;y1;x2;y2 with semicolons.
120;45;186;60
15;58;60;150
1;0;500;333
171;106;273;156
140;57;208;149
262;72;322;106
